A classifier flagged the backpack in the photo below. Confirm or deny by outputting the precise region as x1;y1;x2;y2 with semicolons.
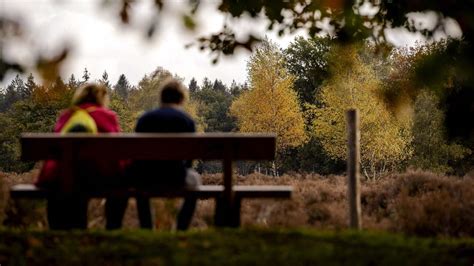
60;106;98;134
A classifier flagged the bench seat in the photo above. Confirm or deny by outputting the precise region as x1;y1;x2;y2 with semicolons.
10;184;293;200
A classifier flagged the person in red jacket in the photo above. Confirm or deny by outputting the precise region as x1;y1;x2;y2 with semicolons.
36;83;122;229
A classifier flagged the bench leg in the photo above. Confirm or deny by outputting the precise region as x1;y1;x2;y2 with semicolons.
47;194;88;230
214;197;241;228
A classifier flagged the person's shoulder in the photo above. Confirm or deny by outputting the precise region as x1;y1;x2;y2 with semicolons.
138;108;159;120
173;108;194;120
139;107;192;121
99;107;118;118
58;108;72;119
136;108;160;126
85;104;118;118
175;108;195;129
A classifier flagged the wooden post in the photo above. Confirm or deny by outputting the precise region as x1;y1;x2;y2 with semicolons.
346;109;361;229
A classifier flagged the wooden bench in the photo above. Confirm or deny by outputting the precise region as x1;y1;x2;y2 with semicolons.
10;133;292;227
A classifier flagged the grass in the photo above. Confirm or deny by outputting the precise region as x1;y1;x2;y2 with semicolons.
1;228;473;266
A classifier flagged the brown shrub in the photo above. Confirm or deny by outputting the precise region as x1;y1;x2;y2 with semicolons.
390;171;474;237
2;170;474;237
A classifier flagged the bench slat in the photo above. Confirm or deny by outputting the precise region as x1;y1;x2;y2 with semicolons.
10;184;292;199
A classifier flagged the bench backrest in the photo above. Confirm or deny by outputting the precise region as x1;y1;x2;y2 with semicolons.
21;133;276;161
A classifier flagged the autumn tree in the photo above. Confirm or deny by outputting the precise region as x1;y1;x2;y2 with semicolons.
0;76;71;171
231;40;307;172
127;67;204;131
314;44;412;179
129;67;172;112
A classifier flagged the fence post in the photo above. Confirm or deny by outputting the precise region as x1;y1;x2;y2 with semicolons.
346;109;361;229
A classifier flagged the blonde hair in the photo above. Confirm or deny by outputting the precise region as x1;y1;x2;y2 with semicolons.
72;83;109;107
159;78;188;106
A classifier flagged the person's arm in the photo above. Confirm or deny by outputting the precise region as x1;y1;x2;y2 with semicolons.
53;110;70;133
107;112;121;132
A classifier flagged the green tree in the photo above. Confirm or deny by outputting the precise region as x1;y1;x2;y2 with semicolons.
229;80;240;97
82;67;91;83
114;74;131;101
0;87;5;110
314;44;412;179
410;91;470;174
99;71;112;91
212;79;227;92
0;113;21;171
192;78;236;132
1;81;20;112
23;73;36;99
11;74;26;100
231;40;307;172
67;74;79;90
284;36;332;106
188;77;199;94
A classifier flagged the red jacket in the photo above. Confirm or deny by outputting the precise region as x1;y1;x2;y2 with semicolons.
54;103;121;133
36;103;122;188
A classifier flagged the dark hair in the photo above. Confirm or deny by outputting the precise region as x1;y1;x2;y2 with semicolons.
159;78;188;105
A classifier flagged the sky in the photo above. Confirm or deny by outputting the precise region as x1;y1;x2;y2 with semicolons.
0;0;463;88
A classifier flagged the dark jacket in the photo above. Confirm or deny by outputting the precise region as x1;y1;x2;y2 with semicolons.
130;106;196;187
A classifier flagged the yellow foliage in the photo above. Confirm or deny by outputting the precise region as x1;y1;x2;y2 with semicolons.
184;99;206;132
231;41;307;152
314;44;412;178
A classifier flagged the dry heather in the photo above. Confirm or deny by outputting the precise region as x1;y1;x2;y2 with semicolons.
1;170;474;237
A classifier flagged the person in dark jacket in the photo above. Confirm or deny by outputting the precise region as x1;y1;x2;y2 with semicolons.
106;78;201;230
